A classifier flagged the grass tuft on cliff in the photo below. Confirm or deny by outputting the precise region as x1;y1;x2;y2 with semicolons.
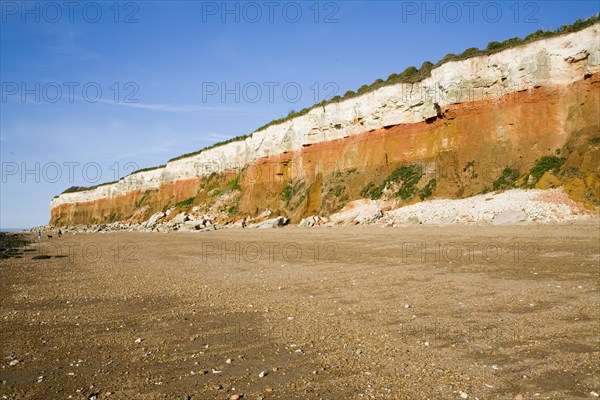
174;197;195;209
61;181;118;194
60;165;166;195
168;135;250;162
528;156;566;182
493;167;520;190
363;164;425;201
129;164;166;175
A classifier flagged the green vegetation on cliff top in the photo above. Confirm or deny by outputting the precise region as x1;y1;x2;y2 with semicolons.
60;165;166;195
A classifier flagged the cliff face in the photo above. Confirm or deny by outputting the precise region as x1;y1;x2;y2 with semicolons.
50;25;600;226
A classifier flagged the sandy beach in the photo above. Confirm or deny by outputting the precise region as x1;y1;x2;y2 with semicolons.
1;223;599;399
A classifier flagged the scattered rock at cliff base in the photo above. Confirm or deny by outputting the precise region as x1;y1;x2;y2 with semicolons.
330;199;383;225
256;209;272;220
299;215;320;227
232;218;247;228
179;217;215;231
144;212;166;228
386;188;590;225
172;212;190;224
177;224;200;232
491;210;529;225
49;188;592;233
248;216;289;229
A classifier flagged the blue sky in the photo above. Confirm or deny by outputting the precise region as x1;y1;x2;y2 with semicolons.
1;1;598;229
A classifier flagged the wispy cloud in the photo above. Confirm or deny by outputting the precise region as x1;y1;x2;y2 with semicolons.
5;115;225;163
92;98;257;114
0;94;253;114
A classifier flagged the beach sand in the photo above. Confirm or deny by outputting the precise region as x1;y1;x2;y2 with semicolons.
1;223;599;399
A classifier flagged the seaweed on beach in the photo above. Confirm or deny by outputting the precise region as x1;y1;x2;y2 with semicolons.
0;232;32;259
